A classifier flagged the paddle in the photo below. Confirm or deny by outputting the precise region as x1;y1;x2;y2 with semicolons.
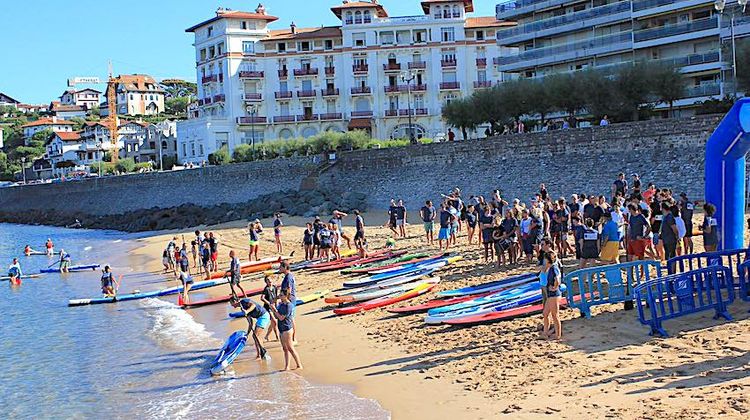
247;319;269;360
47;260;61;269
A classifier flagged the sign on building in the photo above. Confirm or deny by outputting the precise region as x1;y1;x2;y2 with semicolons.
67;77;102;87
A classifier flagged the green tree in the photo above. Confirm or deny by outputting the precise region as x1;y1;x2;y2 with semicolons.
614;62;654;121
652;63;686;117
115;157;136;173
70;117;87;131
160;79;197;98
471;85;510;134
582;69;619;121
526;79;556;125
498;79;533;121
442;98;478;140
547;73;587;121
165;96;190;116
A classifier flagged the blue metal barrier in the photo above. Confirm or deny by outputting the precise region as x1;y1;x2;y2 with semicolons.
563;261;662;318
634;266;734;337
667;248;748;289
738;259;750;302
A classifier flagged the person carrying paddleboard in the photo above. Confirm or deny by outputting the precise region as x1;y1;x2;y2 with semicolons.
59;249;72;273
227;250;247;300
45;238;54;256
8;258;22;286
230;297;270;360
100;265;119;297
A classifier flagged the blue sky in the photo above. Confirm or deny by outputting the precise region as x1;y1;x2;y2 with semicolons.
1;0;496;104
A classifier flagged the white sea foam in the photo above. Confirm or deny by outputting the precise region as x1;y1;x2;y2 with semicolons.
139;298;217;349
84;246;93;251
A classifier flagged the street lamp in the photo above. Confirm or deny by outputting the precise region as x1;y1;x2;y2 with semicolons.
400;70;418;144
715;0;749;96
20;157;26;184
96;141;103;175
246;104;258;155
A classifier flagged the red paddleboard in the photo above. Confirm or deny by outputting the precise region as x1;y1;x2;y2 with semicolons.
388;291;495;314
179;286;264;308
334;283;437;315
347;253;446;274
310;251;406;272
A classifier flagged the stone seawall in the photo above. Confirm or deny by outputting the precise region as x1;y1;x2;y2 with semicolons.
321;115;722;210
0;115;724;230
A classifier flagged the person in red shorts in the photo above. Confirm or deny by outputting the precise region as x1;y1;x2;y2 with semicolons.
626;204;650;260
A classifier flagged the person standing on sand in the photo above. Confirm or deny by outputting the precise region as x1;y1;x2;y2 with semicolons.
273;213;283;254
599;211;620;264
394;199;407;238
166;237;177;271
248;222;261;261
386;199;398;236
420;200;436;245
279;261;298;343
542;251;562;340
679;193;695;255
466;204;478;245
179;244;190;275
354;210;366;249
230;297;270;360
626;204;650;261
700;203;719;252
260;276;279;342
192;230;202;269
330;210;352;249
227;250;247;299
438;202;454;251
201;242;211;277
302;222;314;261
208;232;219;272
269;290;303;370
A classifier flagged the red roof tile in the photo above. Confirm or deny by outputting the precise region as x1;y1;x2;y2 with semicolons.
465;16;515;29
21;118;75;128
331;1;388;18
56;131;82;142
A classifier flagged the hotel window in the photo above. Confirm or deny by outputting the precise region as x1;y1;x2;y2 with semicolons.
298;41;311;52
414;30;426;43
241;21;247;30
200;49;206;61
443;8;450;18
381;32;395;46
441;28;455;42
326;99;336;113
388;96;399;111
452;5;460;18
325;39;334;50
442;50;457;62
476;47;486;58
414;94;424;109
442;72;457;83
280;102;290;115
301;80;313;91
476;30;484;41
278;42;286;52
325;56;334;67
477;70;487;82
364;10;371;23
353;32;366;47
217;43;224;55
208;46;215;58
280;81;289;92
242;41;254;54
346;11;353;25
355;11;363;24
355;76;367;87
207;26;213;37
444;93;457;104
301;59;312;71
434;6;442;19
354;55;367;67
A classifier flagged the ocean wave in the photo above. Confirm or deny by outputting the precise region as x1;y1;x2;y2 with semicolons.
140;298;218;349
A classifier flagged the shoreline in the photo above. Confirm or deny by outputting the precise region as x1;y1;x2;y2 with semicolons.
122;213;749;419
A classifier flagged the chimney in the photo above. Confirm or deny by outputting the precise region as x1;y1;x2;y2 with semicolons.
52;116;58;123
255;3;266;15
290;22;296;34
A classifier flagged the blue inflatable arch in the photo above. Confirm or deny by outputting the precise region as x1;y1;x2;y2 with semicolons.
705;97;750;250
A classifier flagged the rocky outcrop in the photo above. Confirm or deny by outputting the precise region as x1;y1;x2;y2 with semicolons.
0;189;368;232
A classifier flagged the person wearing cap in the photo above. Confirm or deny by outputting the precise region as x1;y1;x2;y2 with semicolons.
599;211;621;263
100;265;119;297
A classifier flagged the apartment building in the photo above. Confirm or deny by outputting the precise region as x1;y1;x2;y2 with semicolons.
178;1;514;163
21;117;75;145
495;0;742;115
60;88;101;109
102;74;166;116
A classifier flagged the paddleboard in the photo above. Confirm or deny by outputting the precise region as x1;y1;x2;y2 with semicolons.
364;256;461;283
309;251;406;272
388;291;496;314
427;282;539;316
205;257;279;280
68;277;228;306
229;289;331;317
210;331;248;375
445;297;576;326
326;278;438;304
437;272;539;297
0;274;42;282
180;286;264;308
40;264;100;273
24;251;48;256
425;292;543;324
334;281;438;316
341;252;431;274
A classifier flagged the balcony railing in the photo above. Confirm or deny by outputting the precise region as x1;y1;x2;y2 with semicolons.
201;75;218;84
383;62;402;71
294;67;319;76
203;97;213;105
275;91;293;99
320;112;343;120
243;93;262;101
325;66;335;75
495;32;632;66
239;70;264;78
658;50;720;68
634;17;718;43
497;1;631;41
278;69;288;78
353;64;369;73
496;0;571;18
412;84;427;91
683;83;721;98
385;109;399;117
321;88;340;96
476;58;487;67
398;108;428;116
441;59;457;68
212;94;225;103
351;110;373;117
273;115;296;123
633;0;679;12
474;81;493;88
237;116;267;124
440;82;461;90
297;90;317;98
297;114;319;121
408;61;427;69
351;86;371;94
384;85;407;93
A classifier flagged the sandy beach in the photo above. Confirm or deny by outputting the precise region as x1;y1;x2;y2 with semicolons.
129;213;750;419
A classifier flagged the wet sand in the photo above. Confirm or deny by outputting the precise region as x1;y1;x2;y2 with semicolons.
129;213;750;419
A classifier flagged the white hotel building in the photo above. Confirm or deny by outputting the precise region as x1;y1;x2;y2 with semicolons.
177;1;515;163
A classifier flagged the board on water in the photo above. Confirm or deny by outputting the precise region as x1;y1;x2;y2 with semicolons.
180;286;264;308
68;277;228;306
40;264;100;273
0;274;42;282
210;331;248;375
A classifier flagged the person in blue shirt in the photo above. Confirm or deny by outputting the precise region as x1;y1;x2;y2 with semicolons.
437;202;455;251
420;200;436;245
230;298;269;360
599;211;621;263
8;258;22;286
273;213;284;254
269;290;303;370
541;251;563;340
279;261;298;343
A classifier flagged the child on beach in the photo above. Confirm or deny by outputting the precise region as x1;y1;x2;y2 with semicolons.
260;276;279;342
542;251;562;340
269;290;303;371
273;213;283;254
330;222;341;260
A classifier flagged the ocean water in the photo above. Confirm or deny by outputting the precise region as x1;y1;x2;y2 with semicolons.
0;224;388;419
